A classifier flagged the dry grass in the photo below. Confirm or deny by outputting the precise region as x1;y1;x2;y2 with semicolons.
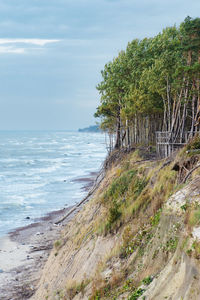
65;278;90;300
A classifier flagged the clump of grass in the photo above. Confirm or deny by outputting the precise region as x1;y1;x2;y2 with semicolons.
97;148;179;238
142;276;153;286
186;134;200;151
129;288;145;300
120;225;153;259
103;169;137;203
108;201;121;224
102;168;148;233
163;237;178;253
120;225;136;258
184;202;200;228
131;177;148;200
122;278;135;292
54;240;62;250
66;279;89;300
192;241;200;259
115;168;123;177
152;166;177;201
150;209;161;227
89;275;110;300
90;269;130;300
66;281;78;300
180;203;188;211
188;208;200;227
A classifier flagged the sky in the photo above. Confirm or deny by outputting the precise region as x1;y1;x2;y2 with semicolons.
0;0;199;130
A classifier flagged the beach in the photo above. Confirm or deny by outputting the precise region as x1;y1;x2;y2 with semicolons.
0;172;99;300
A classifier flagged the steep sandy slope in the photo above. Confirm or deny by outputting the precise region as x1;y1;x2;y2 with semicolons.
32;146;200;300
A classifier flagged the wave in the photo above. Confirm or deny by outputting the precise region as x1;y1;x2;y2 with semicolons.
0;131;106;236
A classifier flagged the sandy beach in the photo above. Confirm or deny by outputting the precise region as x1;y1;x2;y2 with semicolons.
0;173;99;300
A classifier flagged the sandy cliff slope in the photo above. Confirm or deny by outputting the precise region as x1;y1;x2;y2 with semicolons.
32;148;200;300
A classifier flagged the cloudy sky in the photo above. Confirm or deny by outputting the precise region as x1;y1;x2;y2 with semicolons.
0;0;199;130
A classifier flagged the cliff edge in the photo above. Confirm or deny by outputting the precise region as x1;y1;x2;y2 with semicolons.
32;142;200;300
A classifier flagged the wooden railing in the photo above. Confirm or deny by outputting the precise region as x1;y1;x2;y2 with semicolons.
156;131;199;158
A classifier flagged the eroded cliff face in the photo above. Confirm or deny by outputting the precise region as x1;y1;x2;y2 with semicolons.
32;148;200;300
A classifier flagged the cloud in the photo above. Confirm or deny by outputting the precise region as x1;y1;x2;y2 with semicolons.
0;38;60;54
0;38;60;46
0;46;25;54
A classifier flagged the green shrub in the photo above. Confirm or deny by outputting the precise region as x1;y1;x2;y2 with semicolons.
133;178;148;199
129;288;145;300
142;276;153;285
150;210;161;226
164;237;178;252
103;169;137;202
186;134;200;150
108;201;122;224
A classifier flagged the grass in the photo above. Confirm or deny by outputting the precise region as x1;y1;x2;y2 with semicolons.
150;209;161;226
192;241;200;258
119;224;154;259
186;134;200;151
142;276;153;286
66;279;90;300
54;240;62;250
184;202;200;229
100;166;148;233
95;147;179;238
129;288;145;300
102;169;137;203
188;208;200;227
78;149;182;297
164;237;178;252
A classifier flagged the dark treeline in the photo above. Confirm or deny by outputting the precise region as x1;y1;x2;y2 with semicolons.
95;17;200;152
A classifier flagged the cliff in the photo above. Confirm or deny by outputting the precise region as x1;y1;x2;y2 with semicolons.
32;140;200;300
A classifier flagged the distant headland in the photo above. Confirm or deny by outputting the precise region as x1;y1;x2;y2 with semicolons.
78;125;100;133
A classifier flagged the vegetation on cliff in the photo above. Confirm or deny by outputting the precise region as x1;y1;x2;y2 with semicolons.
95;16;200;150
32;136;200;300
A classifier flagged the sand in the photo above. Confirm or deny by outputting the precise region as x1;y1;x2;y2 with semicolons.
0;206;78;300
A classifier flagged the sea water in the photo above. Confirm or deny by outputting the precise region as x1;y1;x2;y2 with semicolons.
0;131;106;236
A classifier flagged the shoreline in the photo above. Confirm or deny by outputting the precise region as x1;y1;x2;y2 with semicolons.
0;171;102;300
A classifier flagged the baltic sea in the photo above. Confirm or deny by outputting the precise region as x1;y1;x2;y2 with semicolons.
0;131;106;236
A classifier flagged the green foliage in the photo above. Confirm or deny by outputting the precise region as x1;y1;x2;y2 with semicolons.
129;288;145;300
188;208;200;226
192;241;200;257
103;169;137;202
164;237;178;252
54;240;62;250
103;168;148;232
108;200;122;225
186;134;200;151
150;210;161;226
133;177;148;199
103;169;137;230
180;203;188;211
95;16;200;149
122;279;135;291
142;276;153;286
120;226;153;259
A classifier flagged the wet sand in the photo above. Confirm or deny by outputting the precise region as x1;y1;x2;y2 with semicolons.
0;172;99;300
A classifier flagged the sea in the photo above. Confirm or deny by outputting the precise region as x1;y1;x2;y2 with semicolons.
0;131;106;236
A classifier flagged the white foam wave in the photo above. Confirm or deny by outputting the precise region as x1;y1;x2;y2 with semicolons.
0;131;106;236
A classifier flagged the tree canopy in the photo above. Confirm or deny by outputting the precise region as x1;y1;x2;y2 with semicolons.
95;17;200;151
